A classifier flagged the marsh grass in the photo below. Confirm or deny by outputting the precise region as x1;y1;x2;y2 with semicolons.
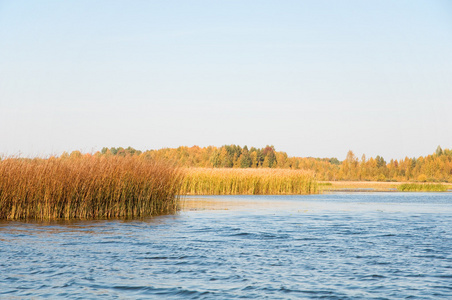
0;155;183;220
397;183;448;192
181;168;318;195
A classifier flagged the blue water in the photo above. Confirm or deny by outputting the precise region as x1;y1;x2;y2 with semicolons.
1;193;451;299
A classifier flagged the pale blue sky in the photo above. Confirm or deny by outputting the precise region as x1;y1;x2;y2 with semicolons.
1;0;451;160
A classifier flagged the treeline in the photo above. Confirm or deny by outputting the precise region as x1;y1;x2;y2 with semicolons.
101;145;338;170
339;147;452;182
99;145;452;182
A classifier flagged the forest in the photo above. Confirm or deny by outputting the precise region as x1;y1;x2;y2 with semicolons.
2;145;450;220
98;145;452;183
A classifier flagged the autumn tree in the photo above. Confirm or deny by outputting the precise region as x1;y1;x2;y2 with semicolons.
239;146;252;168
436;145;443;156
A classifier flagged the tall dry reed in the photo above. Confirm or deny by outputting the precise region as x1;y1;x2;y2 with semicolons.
181;168;318;195
0;155;184;220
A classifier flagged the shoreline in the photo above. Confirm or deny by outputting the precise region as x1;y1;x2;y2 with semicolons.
319;181;452;192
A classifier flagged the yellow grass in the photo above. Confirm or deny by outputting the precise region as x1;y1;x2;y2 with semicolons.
319;181;399;191
0;155;183;220
397;183;449;192
319;181;452;192
181;168;318;195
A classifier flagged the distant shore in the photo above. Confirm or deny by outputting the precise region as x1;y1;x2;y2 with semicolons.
319;181;452;192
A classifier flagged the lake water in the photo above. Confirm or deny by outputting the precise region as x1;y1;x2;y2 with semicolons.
1;193;451;299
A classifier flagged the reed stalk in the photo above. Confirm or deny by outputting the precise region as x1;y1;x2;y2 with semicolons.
181;168;318;195
0;155;184;220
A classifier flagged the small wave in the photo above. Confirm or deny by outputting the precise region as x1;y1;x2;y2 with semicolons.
0;289;18;296
294;237;320;241
112;286;213;298
230;232;251;237
413;255;446;259
435;274;452;279
228;232;291;240
140;255;194;260
405;274;427;278
360;274;386;280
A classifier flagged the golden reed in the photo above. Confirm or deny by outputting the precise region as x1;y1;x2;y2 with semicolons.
0;155;183;220
181;168;318;195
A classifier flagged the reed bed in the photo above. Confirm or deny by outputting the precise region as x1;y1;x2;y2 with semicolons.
397;183;448;192
181;168;318;195
0;155;184;220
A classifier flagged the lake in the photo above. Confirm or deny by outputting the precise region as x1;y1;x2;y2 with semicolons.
1;193;451;299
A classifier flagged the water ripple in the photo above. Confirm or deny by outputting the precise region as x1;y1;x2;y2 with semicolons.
1;193;452;299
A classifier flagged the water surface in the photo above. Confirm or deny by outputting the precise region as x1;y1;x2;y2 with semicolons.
1;193;451;299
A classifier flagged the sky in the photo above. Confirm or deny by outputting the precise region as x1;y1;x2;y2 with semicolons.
1;0;451;160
